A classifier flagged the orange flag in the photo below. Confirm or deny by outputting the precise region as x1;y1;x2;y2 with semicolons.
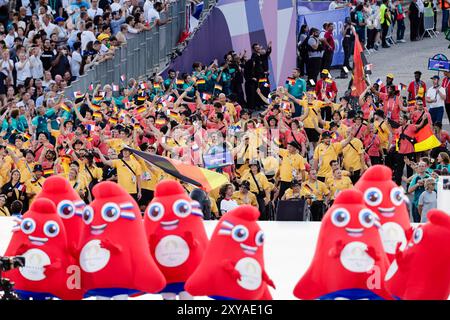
351;34;367;97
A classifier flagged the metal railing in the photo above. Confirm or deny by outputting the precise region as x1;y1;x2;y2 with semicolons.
64;0;187;96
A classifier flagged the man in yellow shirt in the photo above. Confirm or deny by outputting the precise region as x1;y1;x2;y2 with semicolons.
325;160;350;185
342;136;366;184
232;181;258;207
281;180;303;200
277;142;306;199
96;147;143;201
301;168;330;221
26;165;46;202
313;129;354;182
328;169;353;204
373;109;391;158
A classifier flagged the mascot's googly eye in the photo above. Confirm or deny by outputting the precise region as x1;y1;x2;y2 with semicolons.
43;221;60;238
147;203;164;221
255;230;264;246
231;225;249;242
82;206;94;225
413;227;423;244
359;209;375;228
172;200;191;218
21;218;36;234
101;203;121;222
390;187;404;206
57;200;75;219
331;208;350;227
364;187;383;206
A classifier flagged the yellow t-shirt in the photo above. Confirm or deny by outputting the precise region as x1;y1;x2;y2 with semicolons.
323;121;348;140
79;163;103;186
107;138;126;153
210;196;219;216
278;148;306;182
68;177;87;194
112;158;143;194
325;170;350;185
0;156;14;182
241;171;272;194
224;102;237;120
26;177;46;201
283;188;302;200
261;156;279;177
342;138;364;171
299;99;325;128
313;142;343;177
328;176;353;199
0;206;10;216
232;191;258;207
375;120;390;149
301;179;330;201
17;160;37;184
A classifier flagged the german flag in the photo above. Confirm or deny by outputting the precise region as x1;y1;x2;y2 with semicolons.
93;112;102;118
90;104;101;111
137;95;146;101
73;91;84;99
126;147;229;192
43;169;54;177
155;119;166;125
414;123;441;152
176;79;185;85
286;77;296;85
109;117;118;124
214;84;223;91
23;132;31;140
259;78;268;83
351;33;368;97
196;79;206;85
153;83;161;89
136;105;146;114
60;103;70;112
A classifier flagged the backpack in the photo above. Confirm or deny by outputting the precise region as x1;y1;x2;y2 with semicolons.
299;35;310;60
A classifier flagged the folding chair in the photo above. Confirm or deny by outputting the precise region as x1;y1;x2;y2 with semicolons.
386;23;396;45
422;7;438;39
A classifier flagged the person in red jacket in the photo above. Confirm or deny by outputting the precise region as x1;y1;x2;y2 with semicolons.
315;69;338;121
408;71;427;106
441;70;450;120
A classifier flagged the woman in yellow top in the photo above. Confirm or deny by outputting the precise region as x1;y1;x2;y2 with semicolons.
0;194;10;216
232;180;258;207
240;162;273;220
67;167;88;202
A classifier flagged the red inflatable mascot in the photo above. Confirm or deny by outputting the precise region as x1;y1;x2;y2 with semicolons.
185;205;275;300
35;175;85;250
354;165;412;261
145;180;208;300
4;198;82;299
78;181;165;299
293;189;391;300
385;209;450;300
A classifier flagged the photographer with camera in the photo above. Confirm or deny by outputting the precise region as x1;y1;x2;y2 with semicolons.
0;256;25;300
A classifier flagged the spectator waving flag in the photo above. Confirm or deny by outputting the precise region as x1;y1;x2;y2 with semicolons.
125;147;229;192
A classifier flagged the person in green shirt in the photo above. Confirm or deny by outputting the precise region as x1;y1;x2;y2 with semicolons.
285;68;307;116
380;0;392;48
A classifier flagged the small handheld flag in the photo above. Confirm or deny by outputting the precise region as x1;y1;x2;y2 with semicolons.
74;91;84;99
214;84;223;91
112;84;119;92
88;83;94;91
176;79;185;85
376;79;383;86
60;103;70;112
286;77;296;85
196;79;206;85
202;92;212;101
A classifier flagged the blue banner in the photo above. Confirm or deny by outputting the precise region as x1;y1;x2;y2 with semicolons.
297;1;331;15
298;7;351;67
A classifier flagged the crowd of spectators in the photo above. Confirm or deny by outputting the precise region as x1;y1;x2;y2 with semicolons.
0;0;447;224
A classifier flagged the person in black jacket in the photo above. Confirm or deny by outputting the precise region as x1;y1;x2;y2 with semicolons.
409;0;420;41
244;42;272;110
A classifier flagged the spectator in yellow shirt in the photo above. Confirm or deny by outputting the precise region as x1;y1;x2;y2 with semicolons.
232;180;258;207
25;165;46;202
301;169;330;221
313;129;354;182
277;141;306;199
281;180;303;200
96;147;143;202
328;168;353;203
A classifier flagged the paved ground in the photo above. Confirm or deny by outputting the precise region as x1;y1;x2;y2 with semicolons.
331;13;450;128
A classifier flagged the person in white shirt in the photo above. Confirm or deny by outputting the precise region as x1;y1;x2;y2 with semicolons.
42;14;58;37
81;21;96;52
15;53;32;85
146;1;171;26
218;183;239;216
42;70;55;89
4;26;17;49
70;41;82;78
110;0;121;13
426;75;447;123
143;0;154;19
0;50;14;80
87;0;104;19
29;47;44;79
